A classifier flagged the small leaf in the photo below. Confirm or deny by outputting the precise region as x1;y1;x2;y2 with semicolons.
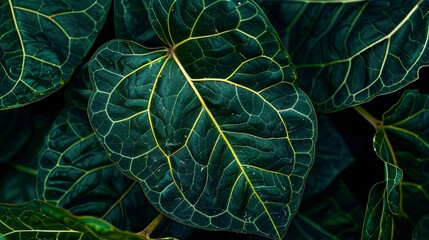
0;200;146;240
261;1;429;112
0;0;111;109
362;182;395;240
88;0;317;239
373;90;429;215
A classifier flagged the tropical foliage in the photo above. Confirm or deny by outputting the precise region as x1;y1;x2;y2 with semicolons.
1;0;428;239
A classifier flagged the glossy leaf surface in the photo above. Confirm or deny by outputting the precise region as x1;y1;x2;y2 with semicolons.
373;90;429;216
37;65;190;239
373;90;429;238
261;1;429;112
362;182;394;240
37;66;151;231
0;0;110;109
89;0;317;239
0;200;146;240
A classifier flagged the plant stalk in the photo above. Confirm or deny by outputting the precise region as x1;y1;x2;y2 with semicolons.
353;105;382;130
139;213;166;239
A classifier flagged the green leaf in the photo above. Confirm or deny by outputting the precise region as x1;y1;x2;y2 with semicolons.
373;129;403;216
400;152;429;219
0;200;146;240
37;65;149;231
0;0;110;109
413;214;429;239
38;65;190;238
304;114;353;198
287;181;363;240
88;0;317;239
114;0;163;46
373;90;429;216
261;1;429;112
362;182;395;240
0;112;53;204
378;90;429;159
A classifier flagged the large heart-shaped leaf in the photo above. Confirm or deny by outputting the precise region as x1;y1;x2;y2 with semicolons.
88;0;317;239
38;65;191;238
0;0;110;109
260;1;429;112
0;200;146;240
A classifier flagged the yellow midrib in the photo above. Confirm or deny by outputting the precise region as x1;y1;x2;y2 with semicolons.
171;50;281;239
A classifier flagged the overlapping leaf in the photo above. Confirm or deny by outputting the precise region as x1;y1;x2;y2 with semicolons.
0;0;110;109
114;0;163;47
362;182;395;240
260;1;429;112
287;181;363;240
0;200;146;240
373;90;429;216
373;130;403;216
37;65;191;238
88;0;317;239
364;90;429;238
0;111;53;204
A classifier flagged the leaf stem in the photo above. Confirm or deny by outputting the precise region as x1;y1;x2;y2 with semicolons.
8;163;38;176
138;213;166;239
100;181;137;219
353;106;381;130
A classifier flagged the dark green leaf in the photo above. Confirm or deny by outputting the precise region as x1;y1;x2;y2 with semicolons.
373;90;429;216
0;0;110;109
304;114;353;198
373;129;403;216
0;112;53;204
362;182;395;240
413;214;429;239
38;65;190;238
400;152;429;220
287;181;363;240
88;0;317;239
0;200;146;240
261;1;429;112
114;0;163;46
